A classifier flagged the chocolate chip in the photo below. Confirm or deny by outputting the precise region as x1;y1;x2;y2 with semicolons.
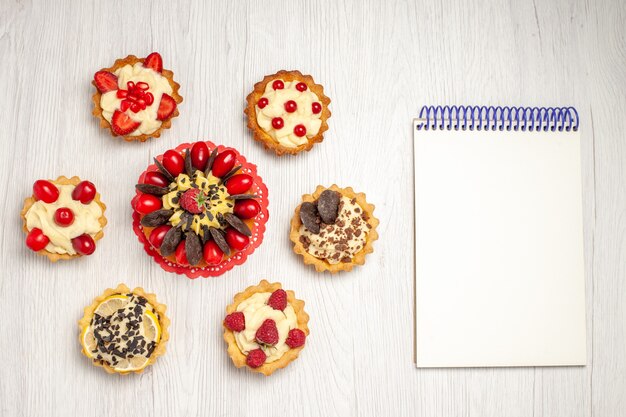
160;226;182;256
204;148;218;177
300;202;321;234
224;213;252;236
185;232;203;266
209;227;230;255
184;149;194;177
140;209;173;227
317;190;340;224
135;184;169;196
153;158;175;182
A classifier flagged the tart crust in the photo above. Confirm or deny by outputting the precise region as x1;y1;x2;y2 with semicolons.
223;280;310;376
20;176;107;262
78;283;170;375
91;54;183;142
289;185;379;273
244;70;331;156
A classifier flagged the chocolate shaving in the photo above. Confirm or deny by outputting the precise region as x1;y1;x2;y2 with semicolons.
160;226;182;256
185;232;203;266
317;190;340;224
219;165;242;185
224;213;252;236
299;202;321;234
153;158;175;182
209;227;230;256
227;194;259;200
204;148;218;177
135;184;169;196
184;149;194;177
201;225;211;244
140;209;173;227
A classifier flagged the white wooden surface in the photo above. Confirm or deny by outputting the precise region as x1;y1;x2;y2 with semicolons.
0;0;624;416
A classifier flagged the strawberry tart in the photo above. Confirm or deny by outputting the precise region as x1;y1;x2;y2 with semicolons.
92;52;183;142
223;280;309;376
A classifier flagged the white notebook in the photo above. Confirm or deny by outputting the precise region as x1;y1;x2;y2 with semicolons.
413;106;586;368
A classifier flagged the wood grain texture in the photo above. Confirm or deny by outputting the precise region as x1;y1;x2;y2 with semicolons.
0;0;624;416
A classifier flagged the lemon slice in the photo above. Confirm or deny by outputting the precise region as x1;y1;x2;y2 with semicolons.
112;355;150;372
81;325;97;358
94;294;129;317
143;310;161;343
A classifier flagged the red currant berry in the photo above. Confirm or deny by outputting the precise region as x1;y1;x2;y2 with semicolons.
284;100;297;113
294;124;307;137
54;207;74;226
272;80;284;90
33;180;60;203
296;82;307;92
312;102;322;114
258;97;269;109
272;117;284;129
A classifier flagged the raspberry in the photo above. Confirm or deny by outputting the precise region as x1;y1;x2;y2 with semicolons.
179;188;207;214
285;328;306;348
267;289;287;311
255;319;279;346
224;312;245;332
246;348;266;368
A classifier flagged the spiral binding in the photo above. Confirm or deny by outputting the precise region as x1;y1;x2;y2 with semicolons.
415;105;579;132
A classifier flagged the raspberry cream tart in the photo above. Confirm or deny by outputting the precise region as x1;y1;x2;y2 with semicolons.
223;280;309;376
245;70;331;155
92;52;182;142
132;141;269;278
79;284;170;375
290;185;379;273
21;176;107;261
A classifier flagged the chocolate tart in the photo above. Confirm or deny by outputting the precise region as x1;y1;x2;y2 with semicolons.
289;185;379;273
78;283;170;375
21;176;107;262
223;280;309;376
92;53;183;142
245;70;331;156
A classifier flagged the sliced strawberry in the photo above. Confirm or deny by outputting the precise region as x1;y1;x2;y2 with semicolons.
157;94;177;121
111;110;140;136
143;52;163;73
93;71;118;93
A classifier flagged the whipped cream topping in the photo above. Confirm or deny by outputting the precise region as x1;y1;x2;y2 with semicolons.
254;79;323;148
25;184;103;255
234;292;297;363
100;62;173;136
162;170;233;237
299;196;370;264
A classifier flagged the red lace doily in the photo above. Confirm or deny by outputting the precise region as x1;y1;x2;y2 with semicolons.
131;141;269;278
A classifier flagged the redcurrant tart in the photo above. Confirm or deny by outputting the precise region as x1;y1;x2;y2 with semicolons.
245;70;331;155
22;176;107;261
132;141;269;278
92;52;183;142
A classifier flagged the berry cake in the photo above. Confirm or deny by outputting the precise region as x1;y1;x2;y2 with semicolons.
245;70;331;156
290;185;379;273
223;280;309;376
79;283;170;375
132;141;269;278
92;52;183;142
21;176;107;261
